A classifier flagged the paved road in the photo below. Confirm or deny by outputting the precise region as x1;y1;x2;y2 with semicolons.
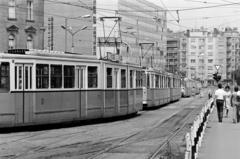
0;94;208;159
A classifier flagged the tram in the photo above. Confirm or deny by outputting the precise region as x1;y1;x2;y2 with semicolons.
181;78;201;97
142;68;181;108
0;50;143;127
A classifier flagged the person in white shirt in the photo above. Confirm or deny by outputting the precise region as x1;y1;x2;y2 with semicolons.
214;83;226;122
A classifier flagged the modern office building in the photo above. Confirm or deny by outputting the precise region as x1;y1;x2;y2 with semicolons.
96;0;167;69
0;0;44;52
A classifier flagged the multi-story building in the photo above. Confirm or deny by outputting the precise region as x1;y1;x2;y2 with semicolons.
166;36;180;74
186;28;227;85
44;0;93;54
166;31;188;77
96;0;167;69
224;27;240;81
0;0;44;52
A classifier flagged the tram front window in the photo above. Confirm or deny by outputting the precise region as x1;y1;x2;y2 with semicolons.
0;62;10;91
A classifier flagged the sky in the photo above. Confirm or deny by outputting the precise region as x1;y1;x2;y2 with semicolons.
147;0;240;31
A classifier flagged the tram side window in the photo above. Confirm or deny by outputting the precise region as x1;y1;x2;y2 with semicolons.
136;71;142;88
51;65;62;88
64;65;75;88
147;74;150;88
155;75;159;88
106;68;112;88
88;66;98;88
130;70;134;88
0;62;10;90
121;69;126;88
36;64;49;89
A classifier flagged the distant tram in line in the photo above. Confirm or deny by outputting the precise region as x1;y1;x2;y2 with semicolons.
142;69;181;108
0;49;182;128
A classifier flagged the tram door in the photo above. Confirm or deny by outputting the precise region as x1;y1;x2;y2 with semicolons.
76;66;85;118
15;64;33;124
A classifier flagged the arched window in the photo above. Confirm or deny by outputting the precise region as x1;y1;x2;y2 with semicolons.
8;34;15;49
9;0;16;19
27;35;33;49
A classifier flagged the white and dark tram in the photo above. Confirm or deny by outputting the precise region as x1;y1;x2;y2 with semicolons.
142;68;181;108
0;50;143;127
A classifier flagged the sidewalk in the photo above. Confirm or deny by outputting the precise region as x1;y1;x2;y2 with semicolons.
198;107;240;159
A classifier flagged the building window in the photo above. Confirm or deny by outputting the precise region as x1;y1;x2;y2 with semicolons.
208;52;213;56
208;59;213;63
106;68;112;88
27;35;33;49
36;64;49;89
121;69;126;88
191;45;196;49
208;45;213;50
0;62;10;90
88;66;98;88
27;0;34;21
64;65;74;88
51;65;62;88
191;38;196;43
9;0;16;19
190;59;196;63
208;66;213;70
208;37;213;42
8;34;15;49
191;52;196;55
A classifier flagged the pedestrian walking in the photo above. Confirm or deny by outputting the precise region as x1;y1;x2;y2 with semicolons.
231;86;240;123
224;85;231;118
214;83;226;123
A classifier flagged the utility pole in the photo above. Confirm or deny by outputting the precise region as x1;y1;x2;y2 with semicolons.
64;18;68;52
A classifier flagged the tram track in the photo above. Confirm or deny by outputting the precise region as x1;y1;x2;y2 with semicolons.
0;96;205;159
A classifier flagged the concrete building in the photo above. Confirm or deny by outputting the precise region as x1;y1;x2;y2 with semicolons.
0;0;44;52
224;27;240;81
44;0;93;54
166;36;180;74
166;31;188;77
186;28;227;85
96;0;167;69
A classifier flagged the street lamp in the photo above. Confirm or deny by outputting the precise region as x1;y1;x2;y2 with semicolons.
61;25;88;53
62;14;91;53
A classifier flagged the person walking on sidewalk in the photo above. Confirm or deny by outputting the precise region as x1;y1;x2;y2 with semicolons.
231;86;240;123
224;85;231;118
214;83;226;123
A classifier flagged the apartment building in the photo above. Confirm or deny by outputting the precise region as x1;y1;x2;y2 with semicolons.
0;0;44;52
186;28;227;85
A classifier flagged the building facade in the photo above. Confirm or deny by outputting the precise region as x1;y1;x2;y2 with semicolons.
166;36;180;74
44;0;93;54
186;28;227;85
224;28;240;81
96;0;167;69
0;0;44;52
